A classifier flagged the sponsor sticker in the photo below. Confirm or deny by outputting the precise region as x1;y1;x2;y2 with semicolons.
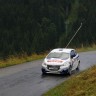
47;60;63;63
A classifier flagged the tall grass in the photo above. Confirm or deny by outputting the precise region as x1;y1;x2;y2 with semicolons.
0;53;47;68
76;43;96;52
43;66;96;96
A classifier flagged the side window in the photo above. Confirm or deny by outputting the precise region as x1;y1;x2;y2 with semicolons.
70;50;76;58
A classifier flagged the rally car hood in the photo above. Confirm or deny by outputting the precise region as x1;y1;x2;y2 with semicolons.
44;58;69;66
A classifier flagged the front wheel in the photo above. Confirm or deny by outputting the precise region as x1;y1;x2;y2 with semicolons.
76;61;80;71
67;66;72;75
41;68;46;75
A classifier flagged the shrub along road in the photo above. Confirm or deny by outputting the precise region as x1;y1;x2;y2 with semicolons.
0;51;96;96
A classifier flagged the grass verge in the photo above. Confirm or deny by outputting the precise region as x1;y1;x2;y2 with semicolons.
0;44;96;68
76;44;96;52
0;53;46;68
43;65;96;96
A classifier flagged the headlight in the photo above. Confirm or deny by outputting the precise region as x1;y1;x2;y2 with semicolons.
62;62;70;66
42;62;47;66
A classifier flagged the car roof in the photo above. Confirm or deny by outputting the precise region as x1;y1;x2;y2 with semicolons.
50;48;75;53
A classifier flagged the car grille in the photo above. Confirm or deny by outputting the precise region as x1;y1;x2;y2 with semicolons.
47;65;60;71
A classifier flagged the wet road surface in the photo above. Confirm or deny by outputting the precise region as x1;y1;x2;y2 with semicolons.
0;51;96;96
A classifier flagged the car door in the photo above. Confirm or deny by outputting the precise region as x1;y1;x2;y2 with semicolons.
70;50;78;70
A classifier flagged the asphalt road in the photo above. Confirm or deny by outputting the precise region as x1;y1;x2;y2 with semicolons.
0;51;96;96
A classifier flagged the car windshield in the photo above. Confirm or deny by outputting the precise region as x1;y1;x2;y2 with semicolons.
47;52;69;59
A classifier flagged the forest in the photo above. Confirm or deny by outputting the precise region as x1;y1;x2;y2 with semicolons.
0;0;96;59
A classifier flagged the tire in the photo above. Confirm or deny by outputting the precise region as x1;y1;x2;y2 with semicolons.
42;71;46;75
76;61;80;71
67;66;72;75
42;68;46;75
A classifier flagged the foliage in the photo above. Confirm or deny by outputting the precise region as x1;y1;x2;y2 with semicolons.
0;0;96;58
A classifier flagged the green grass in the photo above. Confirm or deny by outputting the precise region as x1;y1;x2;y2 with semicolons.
43;66;96;96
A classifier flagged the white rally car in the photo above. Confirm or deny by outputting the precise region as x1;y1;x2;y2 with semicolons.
41;48;80;75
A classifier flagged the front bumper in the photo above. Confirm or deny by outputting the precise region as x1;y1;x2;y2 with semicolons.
41;65;69;74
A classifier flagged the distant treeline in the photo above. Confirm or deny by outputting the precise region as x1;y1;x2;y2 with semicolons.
0;0;96;58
